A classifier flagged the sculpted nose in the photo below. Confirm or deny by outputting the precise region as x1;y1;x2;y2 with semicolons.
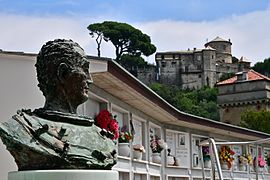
86;74;93;85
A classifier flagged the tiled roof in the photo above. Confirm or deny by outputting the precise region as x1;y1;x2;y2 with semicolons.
217;70;270;85
210;36;228;42
239;56;250;62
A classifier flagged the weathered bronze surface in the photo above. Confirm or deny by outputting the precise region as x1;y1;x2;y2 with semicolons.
0;39;117;170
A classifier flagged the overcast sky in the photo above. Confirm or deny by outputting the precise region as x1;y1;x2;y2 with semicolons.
1;0;270;65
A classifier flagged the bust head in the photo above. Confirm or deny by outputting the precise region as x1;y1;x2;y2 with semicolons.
35;39;93;113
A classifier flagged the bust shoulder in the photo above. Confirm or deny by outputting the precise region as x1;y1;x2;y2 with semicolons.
0;109;117;170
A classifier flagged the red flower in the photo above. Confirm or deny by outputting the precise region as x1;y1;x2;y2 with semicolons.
109;119;119;140
96;110;111;129
95;110;119;140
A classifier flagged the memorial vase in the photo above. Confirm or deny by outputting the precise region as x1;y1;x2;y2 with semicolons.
133;150;142;160
152;153;161;164
118;143;130;157
204;160;211;168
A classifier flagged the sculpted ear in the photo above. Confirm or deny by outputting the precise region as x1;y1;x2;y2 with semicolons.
57;63;69;84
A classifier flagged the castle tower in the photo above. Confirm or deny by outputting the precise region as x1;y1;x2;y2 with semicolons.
202;46;217;87
205;37;232;63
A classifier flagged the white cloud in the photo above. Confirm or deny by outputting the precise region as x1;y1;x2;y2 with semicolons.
1;9;270;66
0;14;115;58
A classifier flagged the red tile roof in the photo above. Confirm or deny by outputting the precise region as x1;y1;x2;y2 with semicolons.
217;70;270;85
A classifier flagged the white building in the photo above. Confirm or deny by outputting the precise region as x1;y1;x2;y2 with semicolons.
1;50;270;180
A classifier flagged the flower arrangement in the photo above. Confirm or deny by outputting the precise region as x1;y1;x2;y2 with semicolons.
254;155;266;168
202;146;211;161
246;153;253;165
150;135;167;153
118;126;133;143
95;110;119;140
238;154;248;165
133;144;145;153
219;145;235;169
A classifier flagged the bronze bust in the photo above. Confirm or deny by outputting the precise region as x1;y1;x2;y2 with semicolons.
0;39;117;170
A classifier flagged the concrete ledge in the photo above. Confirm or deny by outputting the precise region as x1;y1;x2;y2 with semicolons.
9;170;119;180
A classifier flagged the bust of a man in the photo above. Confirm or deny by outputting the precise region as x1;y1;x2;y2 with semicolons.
0;39;117;170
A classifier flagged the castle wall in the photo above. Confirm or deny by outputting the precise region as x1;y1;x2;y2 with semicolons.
216;53;232;63
178;52;203;89
179;73;203;89
219;103;269;124
206;41;232;54
218;81;269;104
217;80;270;125
136;66;157;85
156;53;193;86
155;51;206;89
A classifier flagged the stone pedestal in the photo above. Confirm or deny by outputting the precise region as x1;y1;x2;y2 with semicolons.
9;170;119;180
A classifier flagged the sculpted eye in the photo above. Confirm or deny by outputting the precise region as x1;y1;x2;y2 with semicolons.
82;62;89;70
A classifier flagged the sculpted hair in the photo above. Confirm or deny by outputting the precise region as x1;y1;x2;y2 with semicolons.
35;39;85;97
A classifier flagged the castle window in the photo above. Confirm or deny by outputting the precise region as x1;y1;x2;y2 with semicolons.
185;66;188;72
172;54;175;59
161;61;166;67
212;55;214;59
198;74;201;78
171;61;176;67
161;55;164;59
197;65;202;70
197;55;201;61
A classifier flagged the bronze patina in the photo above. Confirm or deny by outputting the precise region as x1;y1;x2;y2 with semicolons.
0;39;117;170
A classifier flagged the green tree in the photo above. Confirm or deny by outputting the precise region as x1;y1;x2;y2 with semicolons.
87;23;108;57
240;110;270;134
252;58;270;77
119;54;148;76
232;56;239;63
87;21;156;61
149;83;220;121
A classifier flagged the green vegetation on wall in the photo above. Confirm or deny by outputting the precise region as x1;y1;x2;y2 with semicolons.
149;83;220;121
240;110;270;134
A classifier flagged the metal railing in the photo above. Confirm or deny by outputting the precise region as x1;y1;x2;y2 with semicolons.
199;137;270;180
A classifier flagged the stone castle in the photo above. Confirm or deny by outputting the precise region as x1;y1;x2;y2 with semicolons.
138;37;251;89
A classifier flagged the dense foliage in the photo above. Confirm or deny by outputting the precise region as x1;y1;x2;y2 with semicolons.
240;110;270;134
232;56;239;63
252;58;270;77
149;83;219;121
118;54;149;76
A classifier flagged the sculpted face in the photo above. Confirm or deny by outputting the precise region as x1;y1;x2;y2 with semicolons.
59;53;93;107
